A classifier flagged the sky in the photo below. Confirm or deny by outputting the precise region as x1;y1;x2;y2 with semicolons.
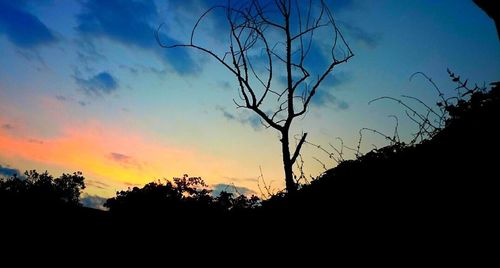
1;0;498;204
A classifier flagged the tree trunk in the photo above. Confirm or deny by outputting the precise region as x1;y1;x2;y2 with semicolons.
281;130;297;193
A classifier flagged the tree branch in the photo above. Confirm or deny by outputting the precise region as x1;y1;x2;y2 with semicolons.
291;132;308;164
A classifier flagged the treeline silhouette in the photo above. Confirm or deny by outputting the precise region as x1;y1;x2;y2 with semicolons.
104;174;260;227
1;73;497;243
0;170;85;206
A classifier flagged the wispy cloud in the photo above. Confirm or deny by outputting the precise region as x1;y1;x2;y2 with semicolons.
0;1;57;49
76;0;199;75
280;70;351;110
55;95;90;107
1;123;13;130
86;179;110;190
331;0;356;11
340;22;380;49
216;81;232;91
109;152;131;162
74;71;118;97
27;138;44;144
75;39;106;72
311;91;350;110
108;152;141;169
119;64;139;75
222;176;258;183
216;106;262;130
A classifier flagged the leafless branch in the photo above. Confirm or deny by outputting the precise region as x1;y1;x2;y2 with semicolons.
291;132;308;164
157;0;351;193
312;157;328;171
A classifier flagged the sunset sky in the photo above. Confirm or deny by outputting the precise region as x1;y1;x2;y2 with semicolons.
1;0;498;205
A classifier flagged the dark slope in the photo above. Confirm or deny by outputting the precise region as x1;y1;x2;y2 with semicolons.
257;82;499;245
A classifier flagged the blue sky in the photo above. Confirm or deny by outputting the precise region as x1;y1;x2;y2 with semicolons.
0;0;498;198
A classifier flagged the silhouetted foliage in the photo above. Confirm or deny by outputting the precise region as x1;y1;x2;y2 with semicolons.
0;170;106;233
104;174;260;225
257;73;498;243
2;71;496;249
0;170;85;207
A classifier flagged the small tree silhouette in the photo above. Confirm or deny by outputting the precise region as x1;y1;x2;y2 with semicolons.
156;0;352;193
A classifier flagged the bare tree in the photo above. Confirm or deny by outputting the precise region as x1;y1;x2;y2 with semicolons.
156;0;352;193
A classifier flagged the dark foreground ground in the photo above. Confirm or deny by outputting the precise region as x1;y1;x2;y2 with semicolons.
1;81;497;259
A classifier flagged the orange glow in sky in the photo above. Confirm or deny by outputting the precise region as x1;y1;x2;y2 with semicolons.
0;119;258;197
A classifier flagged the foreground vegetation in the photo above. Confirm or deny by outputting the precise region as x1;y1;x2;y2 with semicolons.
1;74;497;244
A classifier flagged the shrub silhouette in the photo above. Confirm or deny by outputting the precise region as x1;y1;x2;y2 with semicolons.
256;74;498;241
0;170;85;207
104;174;260;226
0;170;102;231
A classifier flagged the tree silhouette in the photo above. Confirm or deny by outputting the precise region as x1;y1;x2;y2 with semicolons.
104;174;260;220
156;0;352;193
0;170;85;207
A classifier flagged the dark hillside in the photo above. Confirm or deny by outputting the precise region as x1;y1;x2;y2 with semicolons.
258;80;498;244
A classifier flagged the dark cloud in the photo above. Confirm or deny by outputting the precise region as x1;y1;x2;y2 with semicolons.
246;115;262;130
86;179;110;190
325;71;351;88
339;22;380;49
75;40;106;72
108;152;141;169
78;101;89;106
16;49;47;67
216;106;262;130
27;138;44;144
75;71;118;97
109;152;131;162
76;0;199;75
216;81;232;91
301;43;327;74
283;71;351;93
76;0;157;46
222;176;258;183
123;182;141;187
80;194;108;210
55;95;67;101
279;67;350;110
330;0;356;11
0;164;21;178
306;87;349;110
156;38;200;75
0;1;57;48
212;183;255;197
296;43;352;88
1;123;13;130
216;105;236;120
56;95;91;107
119;64;139;75
137;65;167;77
